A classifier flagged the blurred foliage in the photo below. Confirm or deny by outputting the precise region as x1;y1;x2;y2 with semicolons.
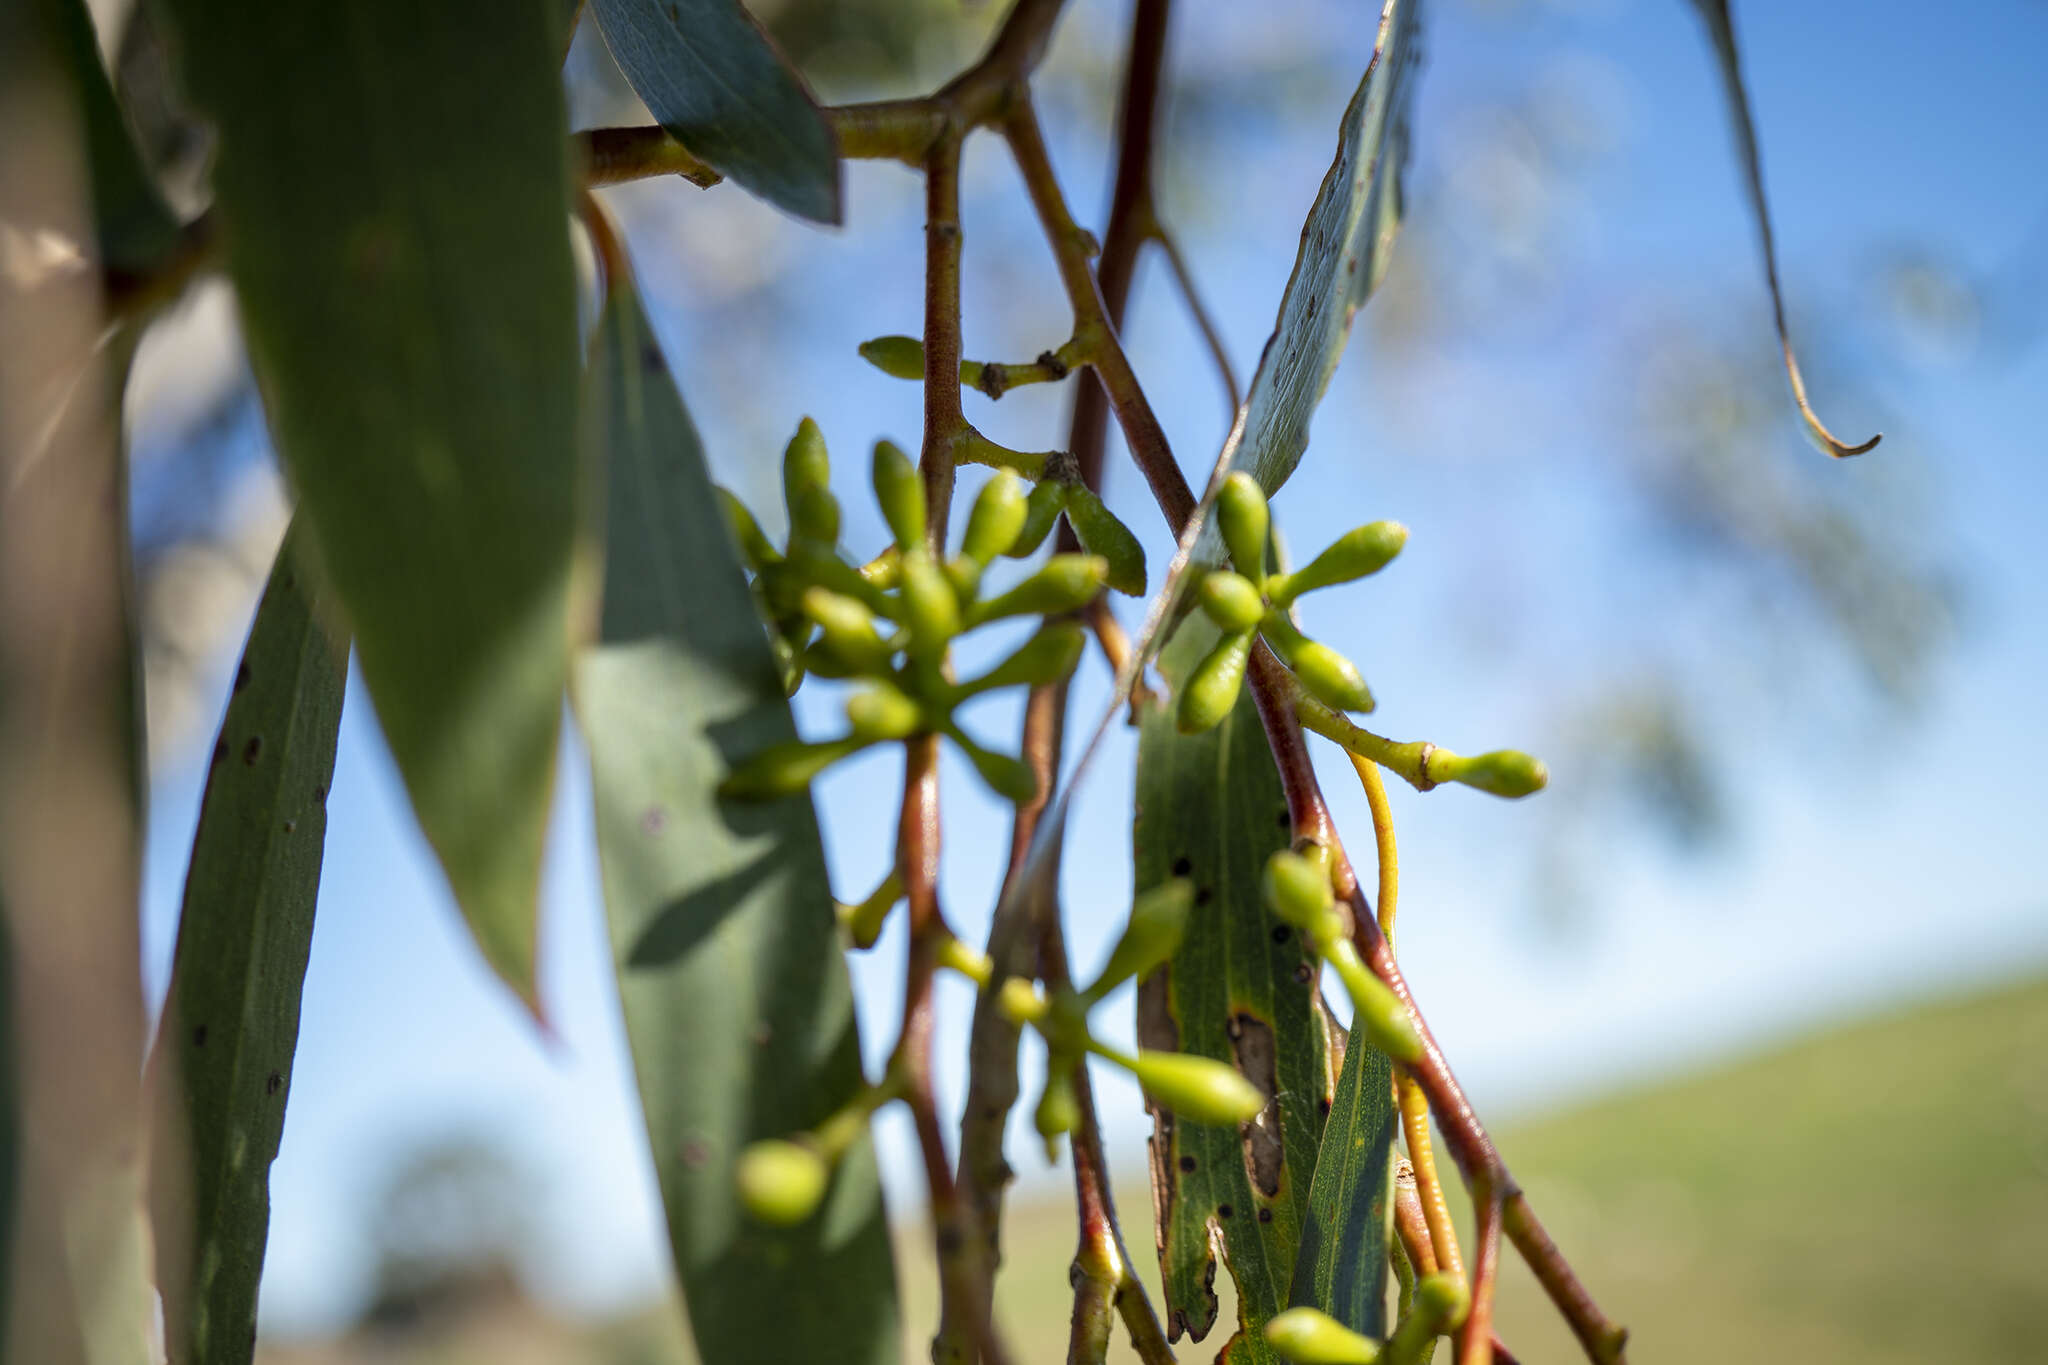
359;1138;535;1335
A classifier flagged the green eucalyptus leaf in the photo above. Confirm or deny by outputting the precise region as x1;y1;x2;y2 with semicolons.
570;260;899;1365
1228;0;1420;503
158;0;583;1010
1287;1011;1397;1339
1136;622;1337;1358
1681;0;1880;458
150;526;347;1365
590;0;841;223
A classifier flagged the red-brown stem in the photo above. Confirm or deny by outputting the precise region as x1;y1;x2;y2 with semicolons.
1457;1181;1504;1365
920;132;967;545
902;736;1015;1365
1000;100;1195;532
951;8;1181;1363
1393;1162;1440;1278
1244;654;1628;1364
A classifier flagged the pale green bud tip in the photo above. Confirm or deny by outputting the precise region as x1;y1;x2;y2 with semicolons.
1176;630;1253;734
1217;472;1271;583
975;622;1086;693
845;684;923;742
1351;974;1424;1065
736;1139;829;1226
783;418;830;501
1411;1273;1470;1332
1006;479;1068;558
1445;749;1548;798
900;555;962;650
802;586;874;635
1034;1066;1080;1141
1200;571;1267;634
997;977;1049;1025
962;471;1029;563
1291;641;1374;714
1265;1307;1382;1364
1064;486;1147;596
858;334;926;380
1264;850;1334;931
1130;1050;1266;1126
978;554;1108;621
1272;521;1409;604
871;440;926;551
1090;878;1194;997
791;484;840;546
719;739;847;801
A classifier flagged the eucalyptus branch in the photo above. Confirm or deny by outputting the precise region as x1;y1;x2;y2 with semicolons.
950;8;1179;1362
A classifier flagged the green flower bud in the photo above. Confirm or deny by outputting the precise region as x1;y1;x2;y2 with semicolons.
962;470;1029;565
1330;945;1424;1064
1268;521;1408;606
719;737;864;800
946;725;1038;804
858;547;901;590
715;487;779;569
857;334;926;380
791;484;840;546
997;977;1049;1025
802;587;891;673
972;554;1108;622
1440;749;1549;799
1005;479;1068;558
1062;486;1147;596
961;621;1086;697
1385;1273;1469;1364
1265;1307;1382;1364
783;540;892;615
781;417;831;526
736;1138;829;1226
1127;1050;1266;1126
1085;878;1193;1002
1217;471;1271;589
1034;1060;1081;1160
845;682;923;742
871;439;926;552
1263;849;1335;934
1176;629;1254;734
1288;639;1375;714
899;553;962;657
1199;570;1267;634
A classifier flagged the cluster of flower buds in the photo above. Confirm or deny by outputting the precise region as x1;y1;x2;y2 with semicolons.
992;879;1270;1157
1264;1273;1469;1365
1178;472;1406;734
717;420;1122;806
1263;845;1422;1066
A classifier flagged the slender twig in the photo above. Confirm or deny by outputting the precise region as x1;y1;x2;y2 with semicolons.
1350;751;1469;1295
920;130;968;541
901;735;1016;1365
949;9;1181;1362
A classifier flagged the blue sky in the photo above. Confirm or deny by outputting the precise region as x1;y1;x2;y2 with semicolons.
133;0;2048;1334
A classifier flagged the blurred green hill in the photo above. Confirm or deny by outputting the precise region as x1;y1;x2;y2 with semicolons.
263;971;2048;1364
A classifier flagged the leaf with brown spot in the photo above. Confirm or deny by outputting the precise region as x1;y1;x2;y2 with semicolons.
1135;620;1335;1359
150;524;349;1365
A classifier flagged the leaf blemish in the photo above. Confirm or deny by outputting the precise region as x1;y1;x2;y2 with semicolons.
1228;1012;1283;1197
